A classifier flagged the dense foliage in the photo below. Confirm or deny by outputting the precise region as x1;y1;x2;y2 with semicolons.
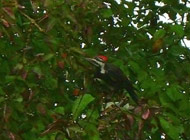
0;0;190;140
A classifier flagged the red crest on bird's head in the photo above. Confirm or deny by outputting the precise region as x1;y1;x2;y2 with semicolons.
96;55;108;62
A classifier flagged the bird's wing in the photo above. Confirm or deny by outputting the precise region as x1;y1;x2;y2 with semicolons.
105;63;138;104
105;63;127;83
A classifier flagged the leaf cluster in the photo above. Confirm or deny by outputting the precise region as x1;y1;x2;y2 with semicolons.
0;0;190;140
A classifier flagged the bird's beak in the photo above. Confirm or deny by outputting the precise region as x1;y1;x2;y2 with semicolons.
85;57;92;62
85;57;95;63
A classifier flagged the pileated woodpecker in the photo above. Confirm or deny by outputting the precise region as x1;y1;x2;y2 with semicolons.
86;55;138;104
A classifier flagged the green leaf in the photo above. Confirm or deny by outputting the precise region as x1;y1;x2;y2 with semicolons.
43;53;54;61
0;60;10;74
33;66;42;75
5;75;16;83
68;126;84;133
14;63;24;70
153;29;166;41
80;121;100;140
0;87;5;95
159;92;177;113
72;94;95;120
166;85;183;102
43;77;58;89
22;132;37;140
0;97;5;103
86;109;99;121
121;18;130;27
128;61;140;73
36;120;46;131
15;96;23;102
159;117;184;140
101;9;113;18
170;25;184;37
54;106;65;115
55;133;67;140
46;18;57;31
15;11;23;26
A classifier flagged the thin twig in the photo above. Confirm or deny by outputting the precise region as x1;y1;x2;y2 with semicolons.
19;10;45;32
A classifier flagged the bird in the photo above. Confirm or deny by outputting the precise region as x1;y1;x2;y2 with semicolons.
86;55;138;104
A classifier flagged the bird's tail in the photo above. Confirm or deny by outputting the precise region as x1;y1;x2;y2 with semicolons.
127;89;139;104
125;83;139;104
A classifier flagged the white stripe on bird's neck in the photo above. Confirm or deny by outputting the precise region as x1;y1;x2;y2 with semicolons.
100;63;105;74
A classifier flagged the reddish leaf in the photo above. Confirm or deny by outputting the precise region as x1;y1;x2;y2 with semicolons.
0;32;3;37
61;53;67;59
57;61;64;69
41;119;68;136
136;120;144;139
51;114;59;121
3;7;15;19
22;71;28;80
134;106;142;115
138;120;144;132
28;89;34;101
152;39;163;53
126;114;134;128
87;26;92;36
142;109;150;120
4;105;12;122
8;132;15;140
37;103;46;115
73;88;80;96
1;19;10;28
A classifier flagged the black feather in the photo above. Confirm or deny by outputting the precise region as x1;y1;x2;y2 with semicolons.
95;63;138;104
